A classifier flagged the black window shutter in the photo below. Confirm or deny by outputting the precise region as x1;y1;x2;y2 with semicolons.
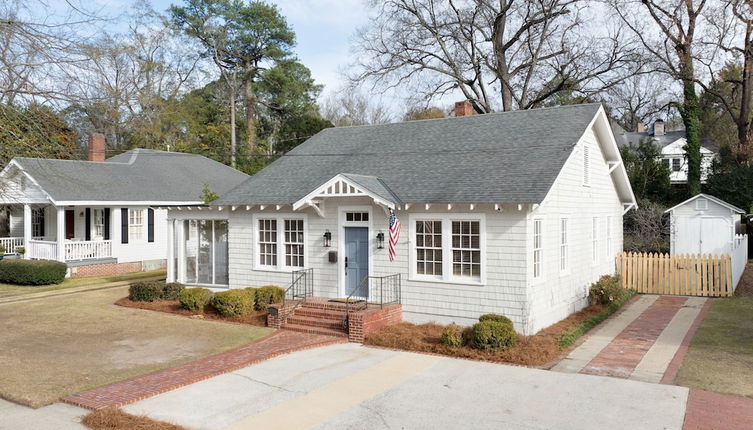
39;209;45;238
85;208;91;241
104;208;110;240
121;208;129;244
147;208;155;243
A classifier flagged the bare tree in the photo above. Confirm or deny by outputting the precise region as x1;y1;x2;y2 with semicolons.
320;91;392;126
351;0;643;112
612;0;709;196
604;74;677;131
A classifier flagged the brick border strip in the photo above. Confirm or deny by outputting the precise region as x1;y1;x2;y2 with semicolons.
660;298;712;385
62;331;346;410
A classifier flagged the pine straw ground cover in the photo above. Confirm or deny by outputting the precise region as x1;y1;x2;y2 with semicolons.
83;408;186;430
365;298;633;367
115;297;268;327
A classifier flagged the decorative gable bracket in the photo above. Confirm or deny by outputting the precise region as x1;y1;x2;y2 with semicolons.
292;174;399;218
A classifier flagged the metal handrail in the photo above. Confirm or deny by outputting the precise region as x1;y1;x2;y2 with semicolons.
282;268;313;307
344;273;401;329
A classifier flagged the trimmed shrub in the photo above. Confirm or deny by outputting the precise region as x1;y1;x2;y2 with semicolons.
161;282;185;300
478;314;513;327
471;320;517;351
441;324;466;347
254;285;285;310
211;289;255;317
128;281;163;302
179;287;213;312
589;275;622;305
0;259;67;285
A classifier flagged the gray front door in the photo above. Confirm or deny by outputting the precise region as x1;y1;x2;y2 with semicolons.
345;227;369;297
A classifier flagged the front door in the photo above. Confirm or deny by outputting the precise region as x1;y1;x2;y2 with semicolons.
65;210;75;240
344;227;369;298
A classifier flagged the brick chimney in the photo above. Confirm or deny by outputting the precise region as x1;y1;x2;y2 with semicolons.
636;122;646;133
653;120;665;137
87;133;106;162
454;101;475;117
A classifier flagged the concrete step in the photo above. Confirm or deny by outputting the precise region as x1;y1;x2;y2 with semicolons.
287;314;347;331
281;323;347;338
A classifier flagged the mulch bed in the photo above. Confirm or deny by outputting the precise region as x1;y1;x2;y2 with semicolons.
364;303;605;367
82;408;187;430
115;298;268;327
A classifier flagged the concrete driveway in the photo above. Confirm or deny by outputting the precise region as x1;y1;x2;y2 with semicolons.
125;343;689;430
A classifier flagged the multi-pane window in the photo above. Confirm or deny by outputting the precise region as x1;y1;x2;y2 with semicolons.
31;208;45;238
560;218;568;272
533;219;543;279
93;209;105;239
452;221;481;278
284;220;304;267
129;209;145;241
606;216;613;257
672;158;681;172
345;212;369;222
258;219;277;266
415;221;442;276
592;217;599;263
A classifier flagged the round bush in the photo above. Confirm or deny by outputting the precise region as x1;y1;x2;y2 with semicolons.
441;324;466;347
478;314;513;327
128;281;163;302
179;288;213;312
161;282;185;300
254;285;285;310
211;289;255;317
471;320;517;351
0;259;67;285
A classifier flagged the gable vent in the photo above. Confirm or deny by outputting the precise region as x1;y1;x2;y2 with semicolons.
695;198;708;211
583;145;590;186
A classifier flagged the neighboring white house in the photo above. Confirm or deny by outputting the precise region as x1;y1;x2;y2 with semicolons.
665;193;748;289
165;102;636;335
0;135;248;277
613;120;716;184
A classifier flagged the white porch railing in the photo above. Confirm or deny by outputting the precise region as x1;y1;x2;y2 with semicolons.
65;240;112;261
26;239;113;261
0;237;24;254
732;234;748;291
28;240;58;260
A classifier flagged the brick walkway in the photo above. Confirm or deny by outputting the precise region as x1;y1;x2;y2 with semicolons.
580;296;688;378
683;389;753;430
62;330;345;410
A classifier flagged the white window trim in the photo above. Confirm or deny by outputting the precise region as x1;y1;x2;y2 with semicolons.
129;208;145;242
606;216;613;258
252;213;308;272
533;218;543;281
337;205;374;297
559;217;569;274
93;208;105;240
408;213;487;286
592;216;599;264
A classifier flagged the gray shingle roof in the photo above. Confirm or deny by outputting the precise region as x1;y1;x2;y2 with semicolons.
13;149;248;203
215;103;604;206
612;128;719;152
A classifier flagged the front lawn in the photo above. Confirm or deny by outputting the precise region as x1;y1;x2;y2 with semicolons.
115;296;268;327
674;297;753;398
0;286;272;408
0;269;166;300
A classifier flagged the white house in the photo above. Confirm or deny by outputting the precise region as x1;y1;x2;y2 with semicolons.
166;102;636;335
0;135;248;277
613;120;716;184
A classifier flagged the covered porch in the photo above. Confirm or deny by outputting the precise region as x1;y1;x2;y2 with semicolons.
2;203;113;262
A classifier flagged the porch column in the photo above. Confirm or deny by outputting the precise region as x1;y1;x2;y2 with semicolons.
56;207;65;262
166;219;175;282
111;207;121;260
176;220;185;284
22;204;31;259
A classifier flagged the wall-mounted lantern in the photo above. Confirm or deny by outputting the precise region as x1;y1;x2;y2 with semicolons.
323;230;332;247
376;232;385;249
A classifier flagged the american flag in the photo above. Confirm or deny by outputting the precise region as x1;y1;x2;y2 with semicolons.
389;209;401;261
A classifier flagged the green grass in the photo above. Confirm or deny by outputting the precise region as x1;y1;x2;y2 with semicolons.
0;269;166;299
0;286;272;408
675;297;753;398
556;288;637;349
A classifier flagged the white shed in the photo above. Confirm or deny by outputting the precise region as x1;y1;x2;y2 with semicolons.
665;194;745;255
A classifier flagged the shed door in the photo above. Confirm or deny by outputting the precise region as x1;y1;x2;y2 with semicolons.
700;218;730;255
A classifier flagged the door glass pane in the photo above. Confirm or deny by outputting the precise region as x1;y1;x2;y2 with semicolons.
184;220;197;284
198;220;213;284
214;221;229;285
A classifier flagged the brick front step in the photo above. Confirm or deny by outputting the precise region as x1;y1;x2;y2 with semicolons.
298;298;364;312
281;323;348;337
286;315;346;330
292;307;347;321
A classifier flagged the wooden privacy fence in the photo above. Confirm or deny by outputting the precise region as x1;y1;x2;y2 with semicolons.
617;252;734;297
